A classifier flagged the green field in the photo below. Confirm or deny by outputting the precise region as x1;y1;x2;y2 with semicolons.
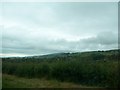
3;74;99;88
2;49;119;88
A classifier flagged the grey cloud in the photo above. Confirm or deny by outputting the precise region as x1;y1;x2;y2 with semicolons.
1;2;118;56
2;30;118;56
82;32;118;45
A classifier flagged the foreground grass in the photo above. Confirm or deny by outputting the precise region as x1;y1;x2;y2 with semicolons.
3;74;100;88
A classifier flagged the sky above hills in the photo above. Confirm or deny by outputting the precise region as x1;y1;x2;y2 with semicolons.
1;2;118;57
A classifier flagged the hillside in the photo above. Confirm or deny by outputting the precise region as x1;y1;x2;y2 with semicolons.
2;49;119;88
2;49;119;62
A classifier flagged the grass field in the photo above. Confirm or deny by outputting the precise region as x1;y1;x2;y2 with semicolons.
3;74;100;88
2;49;119;88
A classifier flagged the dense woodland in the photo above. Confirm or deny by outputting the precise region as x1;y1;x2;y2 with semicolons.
2;49;120;88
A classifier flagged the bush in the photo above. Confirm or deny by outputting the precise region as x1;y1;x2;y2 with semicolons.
2;54;119;87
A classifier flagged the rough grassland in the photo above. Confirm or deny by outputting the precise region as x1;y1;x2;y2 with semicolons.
2;74;100;88
2;49;119;88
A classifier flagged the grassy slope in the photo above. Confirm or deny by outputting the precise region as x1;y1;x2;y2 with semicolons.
3;74;100;88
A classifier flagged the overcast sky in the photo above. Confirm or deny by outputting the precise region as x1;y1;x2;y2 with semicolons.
1;2;118;57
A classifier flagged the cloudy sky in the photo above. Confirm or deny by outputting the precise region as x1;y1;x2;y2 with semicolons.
1;2;118;57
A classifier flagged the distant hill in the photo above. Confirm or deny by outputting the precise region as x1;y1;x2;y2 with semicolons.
2;49;119;63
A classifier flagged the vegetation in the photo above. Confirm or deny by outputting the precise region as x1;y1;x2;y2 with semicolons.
2;49;120;88
3;74;99;88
